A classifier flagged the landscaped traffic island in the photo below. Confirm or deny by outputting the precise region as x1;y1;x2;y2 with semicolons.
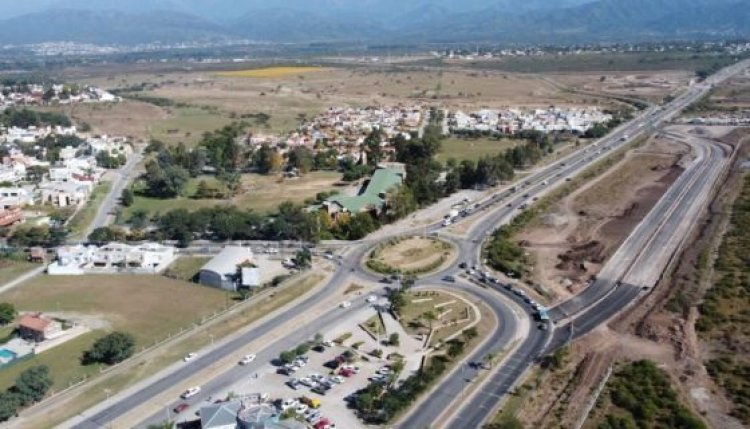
366;236;456;276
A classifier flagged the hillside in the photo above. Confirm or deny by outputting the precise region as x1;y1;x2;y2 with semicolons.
0;0;747;45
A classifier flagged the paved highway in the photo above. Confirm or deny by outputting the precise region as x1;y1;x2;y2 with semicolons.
62;59;749;429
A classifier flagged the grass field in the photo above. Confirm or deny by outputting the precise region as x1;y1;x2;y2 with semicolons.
21;272;325;428
0;275;230;346
162;256;211;282
436;137;521;162
215;66;323;78
0;258;38;287
150;106;233;146
67;181;112;239
400;290;476;346
124;171;343;218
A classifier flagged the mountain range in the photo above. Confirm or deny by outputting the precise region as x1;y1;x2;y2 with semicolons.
0;0;747;45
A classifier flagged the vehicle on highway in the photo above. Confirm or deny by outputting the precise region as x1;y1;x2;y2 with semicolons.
442;275;456;283
339;301;351;308
238;354;256;365
183;352;197;362
442;218;452;227
181;386;201;399
458;262;468;269
173;403;189;414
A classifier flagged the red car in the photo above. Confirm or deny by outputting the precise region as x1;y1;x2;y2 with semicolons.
338;368;353;377
173;403;189;413
315;418;332;429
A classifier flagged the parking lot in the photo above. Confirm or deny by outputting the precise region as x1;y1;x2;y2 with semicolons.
171;292;426;429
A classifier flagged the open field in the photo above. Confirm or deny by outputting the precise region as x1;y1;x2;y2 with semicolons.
515;136;688;302
0;258;38;287
436;136;521;162
215;66;324;78
149;106;234;147
549;70;693;103
36;100;168;143
0;275;230;346
450;52;741;74
18;272;325;428
125;170;343;218
67;181;112;239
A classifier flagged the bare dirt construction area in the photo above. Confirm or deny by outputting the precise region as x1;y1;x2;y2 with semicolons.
549;70;693;103
516;136;690;302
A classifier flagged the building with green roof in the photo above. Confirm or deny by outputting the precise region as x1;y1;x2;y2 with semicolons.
323;167;404;217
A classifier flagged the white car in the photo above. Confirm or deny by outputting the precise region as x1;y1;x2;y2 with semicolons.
238;354;256;365
366;295;377;304
295;403;309;414
181;386;201;399
340;301;351;309
322;340;333;347
280;398;298;410
183;353;197;362
299;377;314;387
310;373;324;382
331;375;345;384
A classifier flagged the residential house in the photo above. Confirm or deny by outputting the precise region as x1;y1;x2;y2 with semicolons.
18;313;63;342
39;181;90;207
0;187;34;208
48;242;177;275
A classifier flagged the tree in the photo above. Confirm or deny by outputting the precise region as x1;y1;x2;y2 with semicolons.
253;145;283;174
294;248;312;269
279;350;296;364
0;303;16;325
388;333;400;346
88;226;127;244
83;332;136;365
14;366;52;405
287;147;315;174
120;189;134;207
0;392;20;422
143;160;189;198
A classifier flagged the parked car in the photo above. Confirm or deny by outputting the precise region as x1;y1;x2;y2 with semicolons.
331;375;345;384
280;398;298;411
366;295;378;303
286;379;301;390
295;403;309;414
181;386;201;399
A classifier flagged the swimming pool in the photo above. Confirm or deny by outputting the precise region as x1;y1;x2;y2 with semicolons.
0;348;17;360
